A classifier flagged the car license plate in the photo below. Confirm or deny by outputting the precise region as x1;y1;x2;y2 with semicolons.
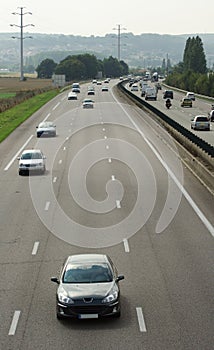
78;314;98;319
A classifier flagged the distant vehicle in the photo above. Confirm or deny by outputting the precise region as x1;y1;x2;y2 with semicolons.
18;149;46;175
82;98;94;108
101;86;109;91
36;121;56;137
68;92;78;100
191;115;210;130
208;109;214;122
165;98;172;109
155;82;162;90
92;79;97;84
163;90;173;99
145;87;157;100
96;81;102;85
181;97;192;108
186;92;195;101
131;84;138;91
72;82;80;89
87;89;95;95
51;254;124;320
141;83;149;96
151;72;159;82
72;87;80;93
104;79;110;83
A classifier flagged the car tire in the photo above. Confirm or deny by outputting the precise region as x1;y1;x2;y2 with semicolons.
56;313;64;320
113;311;121;318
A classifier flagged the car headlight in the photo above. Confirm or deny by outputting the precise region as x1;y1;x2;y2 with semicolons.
102;289;118;303
58;292;74;305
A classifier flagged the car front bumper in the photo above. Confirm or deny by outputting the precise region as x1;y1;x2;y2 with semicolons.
56;299;120;318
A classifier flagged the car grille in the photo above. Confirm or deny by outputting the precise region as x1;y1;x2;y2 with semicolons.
67;305;107;315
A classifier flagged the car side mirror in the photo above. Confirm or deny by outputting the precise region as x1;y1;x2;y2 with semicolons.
116;275;124;282
51;277;59;284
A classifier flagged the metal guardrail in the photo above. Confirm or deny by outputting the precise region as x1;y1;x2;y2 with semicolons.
118;81;214;159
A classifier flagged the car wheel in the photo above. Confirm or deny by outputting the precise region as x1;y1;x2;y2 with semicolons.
19;170;22;176
56;313;64;320
113;311;121;318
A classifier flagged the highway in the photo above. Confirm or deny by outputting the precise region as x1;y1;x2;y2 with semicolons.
126;81;214;146
0;79;213;350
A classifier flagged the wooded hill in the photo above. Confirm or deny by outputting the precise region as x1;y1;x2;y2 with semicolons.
0;32;214;70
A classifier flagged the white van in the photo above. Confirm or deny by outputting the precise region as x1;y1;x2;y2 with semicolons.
186;92;195;101
145;87;157;101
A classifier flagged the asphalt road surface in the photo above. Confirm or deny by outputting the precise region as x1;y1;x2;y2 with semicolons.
0;80;213;350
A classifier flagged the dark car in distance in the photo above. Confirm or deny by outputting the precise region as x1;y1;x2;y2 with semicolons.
51;254;124;320
163;90;173;99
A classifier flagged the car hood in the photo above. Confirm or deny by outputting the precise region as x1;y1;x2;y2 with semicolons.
59;281;115;299
19;159;44;165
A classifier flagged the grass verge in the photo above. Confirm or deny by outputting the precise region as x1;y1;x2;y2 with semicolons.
0;89;58;143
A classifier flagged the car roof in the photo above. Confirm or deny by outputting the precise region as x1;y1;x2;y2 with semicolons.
66;254;109;264
38;121;54;126
22;149;42;154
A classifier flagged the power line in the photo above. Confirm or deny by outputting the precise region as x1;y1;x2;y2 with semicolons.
10;7;34;81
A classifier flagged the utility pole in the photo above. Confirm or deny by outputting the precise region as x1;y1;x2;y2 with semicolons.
113;24;126;62
10;7;34;81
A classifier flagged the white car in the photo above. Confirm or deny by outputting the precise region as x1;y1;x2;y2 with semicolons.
131;84;138;91
36;121;56;137
186;92;195;101
68;92;78;100
102;86;108;92
18;149;46;175
82;99;94;108
191;115;210;131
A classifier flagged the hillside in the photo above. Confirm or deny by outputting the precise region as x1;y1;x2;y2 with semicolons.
0;32;214;70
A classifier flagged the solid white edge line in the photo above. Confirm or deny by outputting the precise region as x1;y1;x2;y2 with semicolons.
32;241;40;255
4;135;34;171
111;90;214;238
8;310;21;335
136;307;147;332
123;239;130;252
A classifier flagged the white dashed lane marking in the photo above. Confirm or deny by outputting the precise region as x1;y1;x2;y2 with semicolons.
8;311;21;335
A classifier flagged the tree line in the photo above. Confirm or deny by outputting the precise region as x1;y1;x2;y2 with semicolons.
36;54;129;81
165;36;214;97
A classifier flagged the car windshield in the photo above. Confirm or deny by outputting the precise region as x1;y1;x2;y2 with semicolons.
63;263;113;283
21;152;42;160
196;116;208;122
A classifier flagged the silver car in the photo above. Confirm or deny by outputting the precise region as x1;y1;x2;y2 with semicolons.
82;99;94;109
191;115;210;131
36;121;56;137
18;149;46;175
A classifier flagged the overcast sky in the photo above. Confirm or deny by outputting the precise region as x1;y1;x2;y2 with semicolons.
1;0;213;37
